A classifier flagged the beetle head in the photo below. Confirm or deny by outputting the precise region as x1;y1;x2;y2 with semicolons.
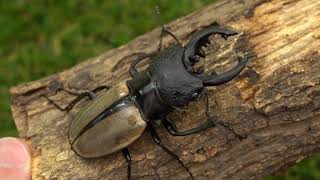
150;44;204;108
149;25;248;108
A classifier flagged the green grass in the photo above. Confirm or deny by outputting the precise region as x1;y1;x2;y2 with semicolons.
0;0;213;136
0;0;319;179
265;154;320;180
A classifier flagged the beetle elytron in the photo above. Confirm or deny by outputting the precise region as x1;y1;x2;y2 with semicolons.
46;25;248;179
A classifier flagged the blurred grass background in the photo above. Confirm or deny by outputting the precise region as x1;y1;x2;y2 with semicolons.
0;0;319;179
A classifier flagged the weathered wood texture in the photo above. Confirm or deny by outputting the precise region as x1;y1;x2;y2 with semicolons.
10;0;320;179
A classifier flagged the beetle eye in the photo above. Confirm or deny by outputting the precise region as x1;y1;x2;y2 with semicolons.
191;92;198;99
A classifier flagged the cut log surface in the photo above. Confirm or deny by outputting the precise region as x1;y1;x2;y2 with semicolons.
10;0;320;179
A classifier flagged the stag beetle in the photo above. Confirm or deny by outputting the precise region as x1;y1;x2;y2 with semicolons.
46;25;248;180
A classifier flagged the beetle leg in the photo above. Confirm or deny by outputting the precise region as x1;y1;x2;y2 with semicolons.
162;116;214;136
212;121;247;141
44;91;95;111
163;91;246;140
129;54;153;77
122;148;132;180
202;90;247;140
147;122;194;180
162;90;214;136
158;26;165;51
43;85;110;112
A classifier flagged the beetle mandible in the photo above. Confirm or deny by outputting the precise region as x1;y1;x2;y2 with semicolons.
46;24;248;180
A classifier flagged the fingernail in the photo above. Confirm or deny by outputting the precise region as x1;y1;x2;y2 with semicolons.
0;137;31;180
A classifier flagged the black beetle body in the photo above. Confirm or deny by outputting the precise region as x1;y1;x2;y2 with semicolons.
47;25;248;180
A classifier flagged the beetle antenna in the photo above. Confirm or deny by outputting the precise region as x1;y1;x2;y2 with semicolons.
155;5;181;50
155;5;164;29
155;5;165;51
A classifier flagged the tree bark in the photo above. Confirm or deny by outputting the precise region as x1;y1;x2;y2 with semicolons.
10;0;320;179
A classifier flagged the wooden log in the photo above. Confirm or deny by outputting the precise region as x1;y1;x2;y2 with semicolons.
10;0;320;179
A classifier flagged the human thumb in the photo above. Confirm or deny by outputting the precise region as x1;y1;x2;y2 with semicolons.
0;137;31;180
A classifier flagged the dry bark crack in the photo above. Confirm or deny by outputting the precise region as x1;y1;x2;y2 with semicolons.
10;0;320;179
